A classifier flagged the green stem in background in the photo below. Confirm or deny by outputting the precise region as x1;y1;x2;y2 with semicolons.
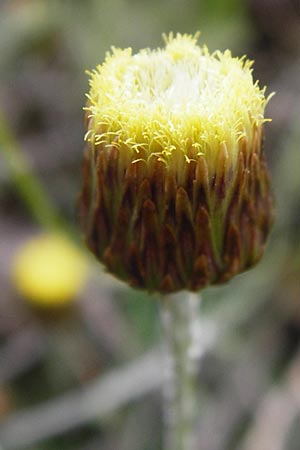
0;110;65;230
159;292;202;450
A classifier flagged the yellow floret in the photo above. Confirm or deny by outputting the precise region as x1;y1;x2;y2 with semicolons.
85;32;272;171
12;234;88;307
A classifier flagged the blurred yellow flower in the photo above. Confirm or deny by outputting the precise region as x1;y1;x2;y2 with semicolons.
12;233;88;307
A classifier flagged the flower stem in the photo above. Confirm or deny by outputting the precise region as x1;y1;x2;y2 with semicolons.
159;292;202;450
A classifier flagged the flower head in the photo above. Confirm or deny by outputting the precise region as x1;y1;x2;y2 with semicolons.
79;33;274;293
12;234;87;307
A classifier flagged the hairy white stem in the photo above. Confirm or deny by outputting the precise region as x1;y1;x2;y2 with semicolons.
159;292;202;450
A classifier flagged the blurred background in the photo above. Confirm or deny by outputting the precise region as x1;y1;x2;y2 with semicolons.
1;1;300;449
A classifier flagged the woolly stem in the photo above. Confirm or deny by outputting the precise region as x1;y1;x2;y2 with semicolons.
159;292;202;450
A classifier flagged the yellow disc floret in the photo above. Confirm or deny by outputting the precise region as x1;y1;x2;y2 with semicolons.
12;234;88;307
85;32;271;171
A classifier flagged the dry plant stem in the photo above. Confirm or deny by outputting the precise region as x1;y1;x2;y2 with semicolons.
159;292;201;450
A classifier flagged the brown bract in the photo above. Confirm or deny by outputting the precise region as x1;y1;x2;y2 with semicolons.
79;123;274;293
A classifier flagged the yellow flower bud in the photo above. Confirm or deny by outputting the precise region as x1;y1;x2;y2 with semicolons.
12;234;87;307
79;33;274;293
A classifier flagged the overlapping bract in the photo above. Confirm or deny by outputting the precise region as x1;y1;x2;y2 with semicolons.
79;124;273;293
